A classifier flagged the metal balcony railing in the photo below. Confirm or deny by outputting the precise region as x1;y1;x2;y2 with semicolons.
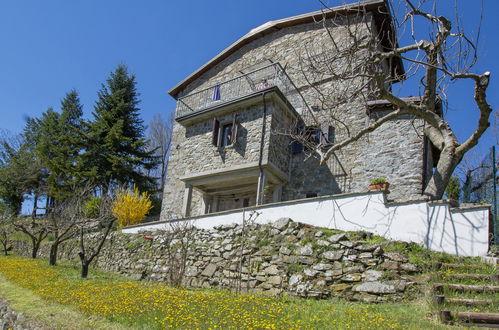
175;63;309;119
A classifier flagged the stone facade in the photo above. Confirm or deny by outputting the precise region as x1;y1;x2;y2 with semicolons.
12;218;421;302
161;3;430;220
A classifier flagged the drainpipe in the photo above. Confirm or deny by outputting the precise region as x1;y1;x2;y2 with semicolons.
257;91;268;205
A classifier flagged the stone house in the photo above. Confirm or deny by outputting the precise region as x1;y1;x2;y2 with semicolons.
160;0;435;220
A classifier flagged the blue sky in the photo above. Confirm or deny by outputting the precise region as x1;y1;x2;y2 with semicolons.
0;0;497;150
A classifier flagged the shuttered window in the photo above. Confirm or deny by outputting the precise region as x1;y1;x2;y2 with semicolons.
212;118;220;146
212;113;238;147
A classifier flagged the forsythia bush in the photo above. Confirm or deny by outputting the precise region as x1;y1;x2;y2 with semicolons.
113;186;152;227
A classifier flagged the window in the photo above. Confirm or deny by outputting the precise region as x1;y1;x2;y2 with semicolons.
305;125;321;144
306;192;317;198
212;113;239;148
291;123;335;154
221;123;233;147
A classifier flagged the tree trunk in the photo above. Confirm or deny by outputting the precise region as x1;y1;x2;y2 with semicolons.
32;193;38;217
31;239;40;259
78;251;90;278
49;242;59;266
423;145;459;200
81;262;89;278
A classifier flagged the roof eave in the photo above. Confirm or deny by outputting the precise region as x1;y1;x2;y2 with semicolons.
169;0;403;99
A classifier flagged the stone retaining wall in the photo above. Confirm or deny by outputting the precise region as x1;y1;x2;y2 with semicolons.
0;298;37;330
13;218;421;303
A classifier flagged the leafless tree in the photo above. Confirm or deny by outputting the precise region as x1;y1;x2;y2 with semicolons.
155;219;196;287
289;0;492;200
0;211;15;256
13;216;49;258
148;113;174;195
456;146;497;203
46;188;90;266
77;192;117;278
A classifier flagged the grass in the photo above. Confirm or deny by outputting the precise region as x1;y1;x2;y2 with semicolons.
0;255;462;329
0;275;126;329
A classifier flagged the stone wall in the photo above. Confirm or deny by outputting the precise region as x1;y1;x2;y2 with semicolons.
0;297;37;330
162;101;275;217
13;218;421;303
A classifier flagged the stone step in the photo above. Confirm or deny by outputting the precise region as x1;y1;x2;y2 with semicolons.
434;295;495;306
433;283;499;294
432;262;487;271
434;273;499;283
439;310;499;326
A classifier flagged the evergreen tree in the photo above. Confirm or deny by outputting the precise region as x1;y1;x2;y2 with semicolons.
88;65;156;193
0;126;45;215
36;91;87;201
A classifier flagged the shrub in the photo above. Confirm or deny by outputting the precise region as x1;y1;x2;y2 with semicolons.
84;196;102;219
445;176;461;201
370;178;387;185
112;186;152;227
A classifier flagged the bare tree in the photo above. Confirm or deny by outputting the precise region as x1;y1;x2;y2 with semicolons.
0;210;15;256
289;0;492;200
13;216;49;258
148;113;174;195
156;219;196;287
46;188;90;266
77;192;117;278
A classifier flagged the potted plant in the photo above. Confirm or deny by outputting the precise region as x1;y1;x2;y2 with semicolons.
369;178;390;191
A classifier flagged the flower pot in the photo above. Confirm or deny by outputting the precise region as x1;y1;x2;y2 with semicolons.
369;182;390;191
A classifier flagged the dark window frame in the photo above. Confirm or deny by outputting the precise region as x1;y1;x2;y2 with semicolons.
212;113;239;148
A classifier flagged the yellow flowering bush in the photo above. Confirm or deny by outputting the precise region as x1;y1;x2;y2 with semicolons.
112;186;152;227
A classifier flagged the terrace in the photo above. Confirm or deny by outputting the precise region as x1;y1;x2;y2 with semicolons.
174;62;310;120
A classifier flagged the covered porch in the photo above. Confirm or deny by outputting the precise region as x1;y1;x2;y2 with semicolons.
181;165;286;217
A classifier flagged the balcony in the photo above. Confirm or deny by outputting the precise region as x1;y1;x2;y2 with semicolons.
175;63;309;120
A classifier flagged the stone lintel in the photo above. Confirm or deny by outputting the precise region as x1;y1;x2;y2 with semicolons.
180;161;288;187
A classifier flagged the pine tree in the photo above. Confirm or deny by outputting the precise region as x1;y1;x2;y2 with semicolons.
35;91;87;202
88;65;155;194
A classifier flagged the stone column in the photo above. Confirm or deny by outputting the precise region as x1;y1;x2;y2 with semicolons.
183;184;193;217
201;194;211;214
210;196;219;213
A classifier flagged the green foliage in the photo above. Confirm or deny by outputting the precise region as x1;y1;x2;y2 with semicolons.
445;176;461;201
85;197;102;219
0;134;43;215
0;66;162;217
256;238;271;248
370;178;387;185
35;91;88;200
87;65;157;193
148;195;163;216
286;263;303;273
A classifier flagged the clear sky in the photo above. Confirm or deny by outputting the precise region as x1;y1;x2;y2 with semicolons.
0;0;497;150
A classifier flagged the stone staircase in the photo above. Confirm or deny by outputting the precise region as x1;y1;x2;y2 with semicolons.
430;262;499;328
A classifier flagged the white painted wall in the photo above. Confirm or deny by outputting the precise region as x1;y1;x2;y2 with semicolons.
124;192;490;257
